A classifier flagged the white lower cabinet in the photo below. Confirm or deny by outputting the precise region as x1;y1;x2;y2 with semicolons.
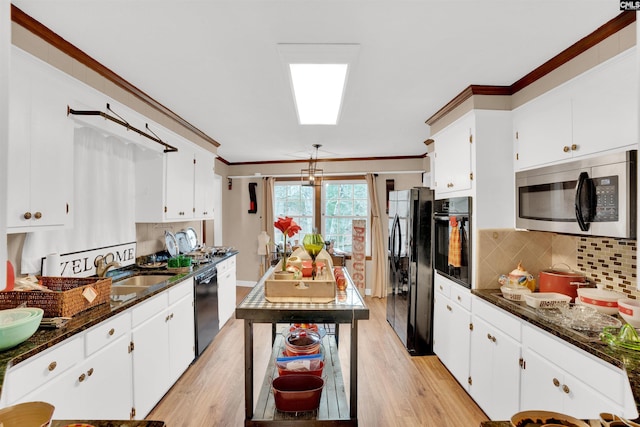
131;293;172;418
8;313;133;420
469;300;521;421
217;256;237;328
433;274;471;390
520;324;628;419
131;278;194;418
22;333;133;419
2;278;195;420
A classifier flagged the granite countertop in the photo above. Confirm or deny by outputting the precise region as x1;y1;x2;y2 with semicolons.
473;289;640;417
0;252;238;399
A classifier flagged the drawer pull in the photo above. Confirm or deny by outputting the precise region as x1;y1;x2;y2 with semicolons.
446;305;452;312
79;373;86;382
108;328;115;336
48;361;57;371
486;333;496;343
23;212;32;220
87;368;94;377
457;295;461;302
552;378;560;387
34;211;42;219
562;384;570;394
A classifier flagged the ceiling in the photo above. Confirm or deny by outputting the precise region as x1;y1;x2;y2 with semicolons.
13;1;623;163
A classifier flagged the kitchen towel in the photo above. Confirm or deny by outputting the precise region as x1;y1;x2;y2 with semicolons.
448;217;462;268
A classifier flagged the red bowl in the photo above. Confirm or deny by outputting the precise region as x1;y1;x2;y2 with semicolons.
272;375;324;412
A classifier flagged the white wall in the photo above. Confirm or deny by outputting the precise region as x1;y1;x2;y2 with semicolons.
0;0;9;290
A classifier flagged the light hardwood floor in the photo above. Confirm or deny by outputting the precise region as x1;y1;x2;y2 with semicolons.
147;287;489;426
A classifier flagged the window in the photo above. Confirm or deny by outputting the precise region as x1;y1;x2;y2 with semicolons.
273;179;369;255
323;181;368;254
273;183;314;248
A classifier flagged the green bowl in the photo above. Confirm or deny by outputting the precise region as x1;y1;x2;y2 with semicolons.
0;307;44;351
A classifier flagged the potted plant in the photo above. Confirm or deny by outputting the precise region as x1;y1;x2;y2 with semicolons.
273;216;301;279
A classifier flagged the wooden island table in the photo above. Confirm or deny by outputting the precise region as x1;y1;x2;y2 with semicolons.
236;267;369;426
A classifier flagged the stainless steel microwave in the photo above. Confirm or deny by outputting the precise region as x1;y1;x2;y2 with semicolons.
515;150;636;239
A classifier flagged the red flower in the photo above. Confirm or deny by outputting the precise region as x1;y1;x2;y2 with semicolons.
274;217;301;237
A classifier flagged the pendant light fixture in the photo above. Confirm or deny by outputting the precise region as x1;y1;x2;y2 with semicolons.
301;144;323;187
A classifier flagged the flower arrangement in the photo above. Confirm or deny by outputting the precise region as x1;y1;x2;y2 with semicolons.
274;216;301;271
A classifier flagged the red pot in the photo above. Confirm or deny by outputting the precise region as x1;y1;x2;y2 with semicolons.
272;375;324;412
538;267;586;301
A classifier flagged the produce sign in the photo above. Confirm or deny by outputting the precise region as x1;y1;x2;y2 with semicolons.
351;220;366;292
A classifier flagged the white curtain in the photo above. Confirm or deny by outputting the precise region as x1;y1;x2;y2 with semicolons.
21;126;136;273
366;173;386;298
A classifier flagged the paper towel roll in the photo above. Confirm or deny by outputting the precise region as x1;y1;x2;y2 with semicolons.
44;253;61;277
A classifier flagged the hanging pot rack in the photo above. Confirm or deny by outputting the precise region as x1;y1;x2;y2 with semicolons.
67;103;178;153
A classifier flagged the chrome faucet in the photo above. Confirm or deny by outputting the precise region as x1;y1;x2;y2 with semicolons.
95;254;121;277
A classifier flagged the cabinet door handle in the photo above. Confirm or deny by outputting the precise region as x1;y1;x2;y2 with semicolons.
457;295;462;302
34;211;42;219
486;333;496;343
552;378;560;387
563;146;570;153
48;361;57;371
439;285;443;291
78;373;86;382
571;144;578;151
108;328;115;336
562;384;570;394
23;212;32;220
87;368;94;376
446;305;452;312
165;315;171;322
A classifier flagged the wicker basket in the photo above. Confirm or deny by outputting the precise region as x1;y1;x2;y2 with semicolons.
0;276;112;318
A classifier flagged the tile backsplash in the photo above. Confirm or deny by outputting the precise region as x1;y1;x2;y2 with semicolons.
576;236;637;298
476;229;552;290
476;229;639;299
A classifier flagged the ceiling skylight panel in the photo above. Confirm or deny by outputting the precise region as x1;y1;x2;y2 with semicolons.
289;63;348;125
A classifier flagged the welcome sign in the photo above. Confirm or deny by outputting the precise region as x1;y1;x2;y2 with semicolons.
41;242;137;278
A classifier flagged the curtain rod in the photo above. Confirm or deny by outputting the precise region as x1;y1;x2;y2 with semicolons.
67;103;179;153
227;170;425;179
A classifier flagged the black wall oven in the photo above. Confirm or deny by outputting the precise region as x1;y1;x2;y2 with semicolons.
434;197;472;288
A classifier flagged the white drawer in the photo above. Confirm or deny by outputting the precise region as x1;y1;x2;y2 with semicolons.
5;335;83;403
85;312;131;356
473;297;521;341
450;285;472;311
169;278;193;305
434;273;451;298
523;324;623;403
217;259;229;273
131;292;168;327
227;255;236;269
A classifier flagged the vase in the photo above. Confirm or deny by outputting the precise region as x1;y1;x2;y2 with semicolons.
274;270;295;280
302;233;324;280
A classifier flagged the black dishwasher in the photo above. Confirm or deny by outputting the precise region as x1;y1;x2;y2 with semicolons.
194;264;218;357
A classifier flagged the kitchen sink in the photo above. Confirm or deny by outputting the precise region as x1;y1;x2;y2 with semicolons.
110;274;174;304
113;274;172;288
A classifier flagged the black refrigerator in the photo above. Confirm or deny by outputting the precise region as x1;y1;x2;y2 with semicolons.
386;187;435;355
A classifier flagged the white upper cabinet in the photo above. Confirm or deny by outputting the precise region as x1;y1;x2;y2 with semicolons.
135;134;216;223
432;113;474;196
7;48;74;233
193;149;216;219
514;48;637;171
